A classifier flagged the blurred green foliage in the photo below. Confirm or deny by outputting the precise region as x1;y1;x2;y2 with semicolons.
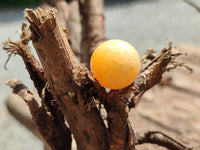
0;0;38;8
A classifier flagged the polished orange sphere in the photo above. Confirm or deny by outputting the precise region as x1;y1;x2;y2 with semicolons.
90;39;140;90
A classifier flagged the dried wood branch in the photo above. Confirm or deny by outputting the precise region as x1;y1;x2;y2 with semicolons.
6;79;72;150
135;131;192;150
25;8;108;150
79;0;106;67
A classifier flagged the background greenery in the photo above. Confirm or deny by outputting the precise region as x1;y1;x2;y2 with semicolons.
0;0;38;8
0;0;139;8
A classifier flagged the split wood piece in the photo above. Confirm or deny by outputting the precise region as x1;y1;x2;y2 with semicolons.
6;79;71;150
79;0;106;67
25;8;108;150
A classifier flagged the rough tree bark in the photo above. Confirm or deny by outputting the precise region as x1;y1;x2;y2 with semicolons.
2;1;195;150
26;8;108;150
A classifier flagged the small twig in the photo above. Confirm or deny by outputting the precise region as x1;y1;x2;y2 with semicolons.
184;0;200;13
166;61;193;73
140;48;156;63
4;52;16;70
3;39;20;70
141;41;173;72
135;131;193;150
